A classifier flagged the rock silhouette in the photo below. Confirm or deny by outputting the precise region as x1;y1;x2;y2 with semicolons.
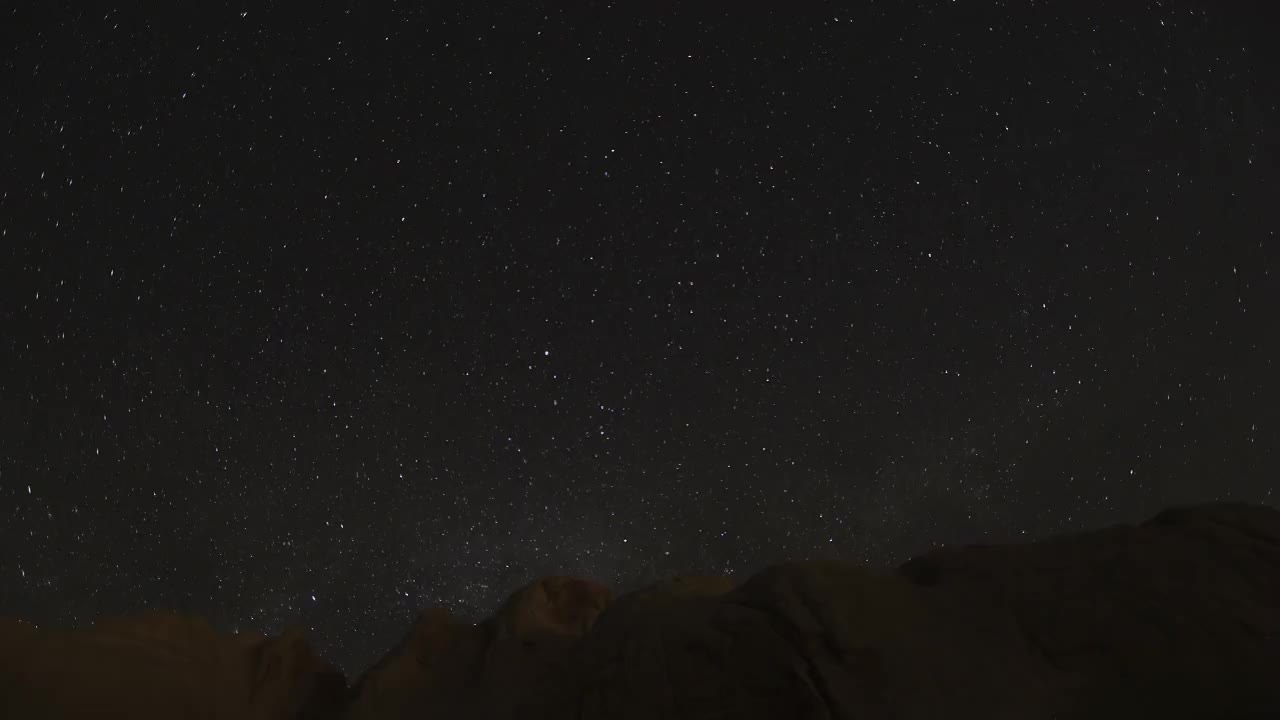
3;502;1279;719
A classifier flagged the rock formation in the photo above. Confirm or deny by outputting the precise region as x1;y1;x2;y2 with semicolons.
3;502;1279;719
0;610;345;719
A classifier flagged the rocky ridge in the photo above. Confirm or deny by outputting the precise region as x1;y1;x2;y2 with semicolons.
3;502;1278;719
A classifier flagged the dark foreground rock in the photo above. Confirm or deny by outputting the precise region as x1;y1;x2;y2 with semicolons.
0;610;346;719
4;502;1279;719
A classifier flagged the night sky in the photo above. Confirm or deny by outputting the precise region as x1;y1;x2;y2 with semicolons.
3;4;1277;675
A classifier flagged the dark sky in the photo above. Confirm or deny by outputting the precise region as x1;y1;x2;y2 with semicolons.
2;3;1276;675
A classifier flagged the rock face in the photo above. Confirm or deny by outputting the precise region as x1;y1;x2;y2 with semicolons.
895;503;1280;719
3;502;1278;719
345;576;615;719
346;502;1280;719
0;611;346;720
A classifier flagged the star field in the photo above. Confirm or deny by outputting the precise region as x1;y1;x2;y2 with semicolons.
2;4;1277;674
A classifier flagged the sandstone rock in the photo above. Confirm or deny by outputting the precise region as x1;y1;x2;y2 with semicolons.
5;502;1279;719
492;575;615;640
897;501;1280;718
345;575;614;719
0;610;344;720
343;607;488;720
347;502;1280;719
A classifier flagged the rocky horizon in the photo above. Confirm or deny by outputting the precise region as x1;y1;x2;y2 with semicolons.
3;501;1279;719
